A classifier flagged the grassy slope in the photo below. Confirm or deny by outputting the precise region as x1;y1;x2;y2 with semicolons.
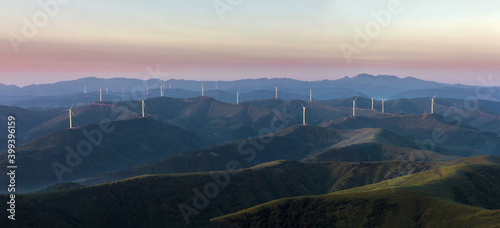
324;114;500;156
212;156;500;227
303;128;459;162
0;160;440;227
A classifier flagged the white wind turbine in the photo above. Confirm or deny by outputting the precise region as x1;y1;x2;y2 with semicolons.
382;99;385;113
275;86;278;99
141;99;146;117
68;100;76;128
352;97;358;116
202;83;204;96
431;93;438;114
309;87;312;102
300;102;307;125
68;107;75;128
371;97;374;110
84;86;87;94
160;84;164;97
236;89;240;105
99;88;102;101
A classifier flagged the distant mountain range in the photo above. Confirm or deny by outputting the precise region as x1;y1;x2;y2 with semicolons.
1;74;498;109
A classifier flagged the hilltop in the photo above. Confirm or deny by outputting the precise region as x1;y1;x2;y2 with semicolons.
213;156;500;227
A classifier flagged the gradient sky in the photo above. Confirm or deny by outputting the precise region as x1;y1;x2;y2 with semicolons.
1;0;499;86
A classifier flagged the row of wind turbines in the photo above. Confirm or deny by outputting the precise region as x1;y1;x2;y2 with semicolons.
351;94;438;117
70;84;438;128
84;84;316;104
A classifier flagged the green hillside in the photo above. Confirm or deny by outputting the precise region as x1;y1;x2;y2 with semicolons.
0;159;442;227
213;156;500;228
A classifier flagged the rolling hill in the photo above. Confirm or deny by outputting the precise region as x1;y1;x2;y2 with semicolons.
79;125;459;186
0;159;444;227
323;114;500;156
212;156;500;227
0;105;66;149
0;117;214;192
303;128;459;162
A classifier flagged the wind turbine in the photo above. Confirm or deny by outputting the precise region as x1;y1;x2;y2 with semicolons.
431;93;438;114
382;100;385;113
169;82;172;90
371;97;374;110
352;97;358;116
300;102;307;125
99;88;102;101
215;82;218;90
69;101;76;128
146;87;149;94
275;86;278;99
236;89;240;105
84;86;87;94
106;87;108;95
68;108;74;128
160;84;164;97
202;83;204;96
141;99;146;117
309;87;312;102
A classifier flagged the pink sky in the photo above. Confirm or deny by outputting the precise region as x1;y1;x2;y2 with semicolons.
0;0;499;86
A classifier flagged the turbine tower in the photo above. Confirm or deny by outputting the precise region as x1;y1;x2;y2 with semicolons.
202;83;204;96
215;82;218;90
68;108;73;128
275;86;278;99
431;94;437;114
99;88;102;101
300;103;306;125
146;87;149;94
236;89;240;105
160;84;164;97
352;97;358;116
142;99;146;117
169;82;172;90
371;98;374;110
309;87;312;102
106;87;108;95
84;86;87;94
382;100;385;113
